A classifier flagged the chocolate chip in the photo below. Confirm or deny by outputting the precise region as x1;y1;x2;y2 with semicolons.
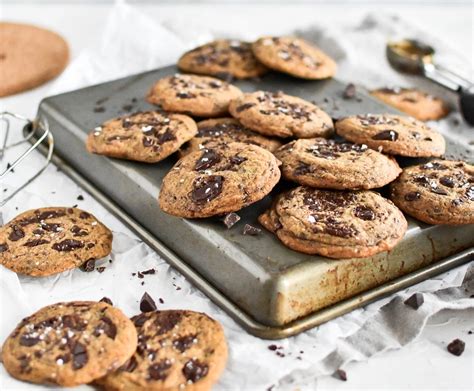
372;130;398;141
173;334;196;352
71;225;88;237
72;342;88;370
354;205;375;221
154;312;182;335
79;212;91;219
19;335;40;347
95;316;117;339
191;175;224;204
156;129;176;144
404;192;421;201
23;238;49;247
222;212;240;228
52;239;85;252
243;224;261;235
182;359;209;383
342;83;356;99
0;243;8;252
140;292;157;313
439;176;455;188
121;356;138;372
333;369;347;381
9;225;25;241
195;149;222;171
447;339;465;356
132;313;149;327
149;360;172;380
80;259;96;272
236;103;256;112
404;293;424;309
99;297;113;306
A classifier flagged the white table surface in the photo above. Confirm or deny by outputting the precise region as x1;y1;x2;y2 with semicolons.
1;2;473;390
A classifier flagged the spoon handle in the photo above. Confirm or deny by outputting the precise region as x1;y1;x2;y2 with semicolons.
459;88;474;126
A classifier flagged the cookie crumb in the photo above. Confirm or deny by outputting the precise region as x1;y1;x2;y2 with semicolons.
404;293;424;309
447;339;465;356
140;292;157;313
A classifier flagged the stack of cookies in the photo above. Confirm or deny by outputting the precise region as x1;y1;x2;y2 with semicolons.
85;36;473;260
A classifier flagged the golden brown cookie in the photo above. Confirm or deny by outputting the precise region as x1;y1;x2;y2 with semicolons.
390;160;474;225
86;111;197;163
0;22;69;97
0;207;113;277
259;186;407;258
147;74;242;117
180;118;282;157
2;301;137;387
370;87;450;121
335;114;445;157
229;91;333;138
252;36;336;79
159;142;281;218
275;138;401;189
178;39;267;79
98;310;227;391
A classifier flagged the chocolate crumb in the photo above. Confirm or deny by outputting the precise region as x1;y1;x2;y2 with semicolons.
77;195;84;201
159;298;164;304
141;268;156;275
334;369;347;381
404;293;424;310
80;259;96;272
243;224;261;236
94;106;105;113
342;83;356;99
268;344;278;351
96;266;106;273
447;339;465;356
222;212;241;228
140;292;157;313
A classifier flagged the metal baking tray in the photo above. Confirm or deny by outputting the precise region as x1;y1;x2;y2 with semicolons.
35;65;474;339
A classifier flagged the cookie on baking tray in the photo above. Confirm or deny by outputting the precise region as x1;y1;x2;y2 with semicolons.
98;310;227;391
335;114;446;157
252;36;336;80
178;39;268;79
274;138;402;190
180;118;282;157
259;186;407;258
1;301;137;387
159;142;281;218
229;90;333;138
390;159;474;225
147;74;242;117
0;22;69;97
0;207;112;277
86;111;197;163
370;87;450;121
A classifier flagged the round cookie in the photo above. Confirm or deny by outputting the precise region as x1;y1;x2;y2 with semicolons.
370;87;450;121
0;22;69;97
275;138;401;190
390;160;474;225
0;207;113;277
159;142;281;218
259;186;407;258
86;111;197;163
180;118;282;157
178;39;267;79
147;74;242;117
229;91;333;138
98;310;227;391
252;36;336;80
335;114;445;157
2;301;137;387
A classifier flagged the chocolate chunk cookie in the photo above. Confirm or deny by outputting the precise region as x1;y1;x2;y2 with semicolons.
259;186;407;258
370;87;450;121
252;36;336;80
0;207;113;277
86;111;197;163
98;310;227;391
2;301;137;387
275;138;401;189
159;142;281;218
180;118;282;157
390;160;474;225
229;91;333;138
336;114;445;157
147;74;242;117
178;39;267;79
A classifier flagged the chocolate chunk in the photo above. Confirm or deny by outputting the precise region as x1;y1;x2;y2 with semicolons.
333;369;347;381
142;136;154;147
236;103;256;112
79;212;91;219
439;176;455;188
242;224;261;236
141;268;156;275
77;195;84;201
121;356;138;372
52;239;84;252
149;360;172;380
182;359;209;383
0;243;8;252
154;312;182;335
80;259;96;272
268;344;278;351
404;191;421;201
132;313;149;327
354;205;375;221
9;225;25;241
229;155;247;166
191;175;224;204
222;212;240;228
99;297;113;306
19;335;40;347
372;130;398;141
195;149;222;171
404;293;424;309
342;83;356;99
95;316;117;339
23;238;49;247
140;292;157;313
447;339;465;356
173;334;196;352
70;225;88;237
41;223;61;232
156;129;176;144
72;342;88;370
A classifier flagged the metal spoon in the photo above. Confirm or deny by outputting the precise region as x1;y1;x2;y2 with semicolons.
386;39;474;125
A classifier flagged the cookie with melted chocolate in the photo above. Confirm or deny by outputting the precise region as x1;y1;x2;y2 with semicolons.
2;301;137;387
229;90;333;138
0;207;113;276
86;111;197;163
390;159;474;225
178;39;268;79
147;74;242;117
159;142;281;218
97;310;227;391
275;138;401;189
259;186;407;258
335;114;445;157
252;36;337;79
